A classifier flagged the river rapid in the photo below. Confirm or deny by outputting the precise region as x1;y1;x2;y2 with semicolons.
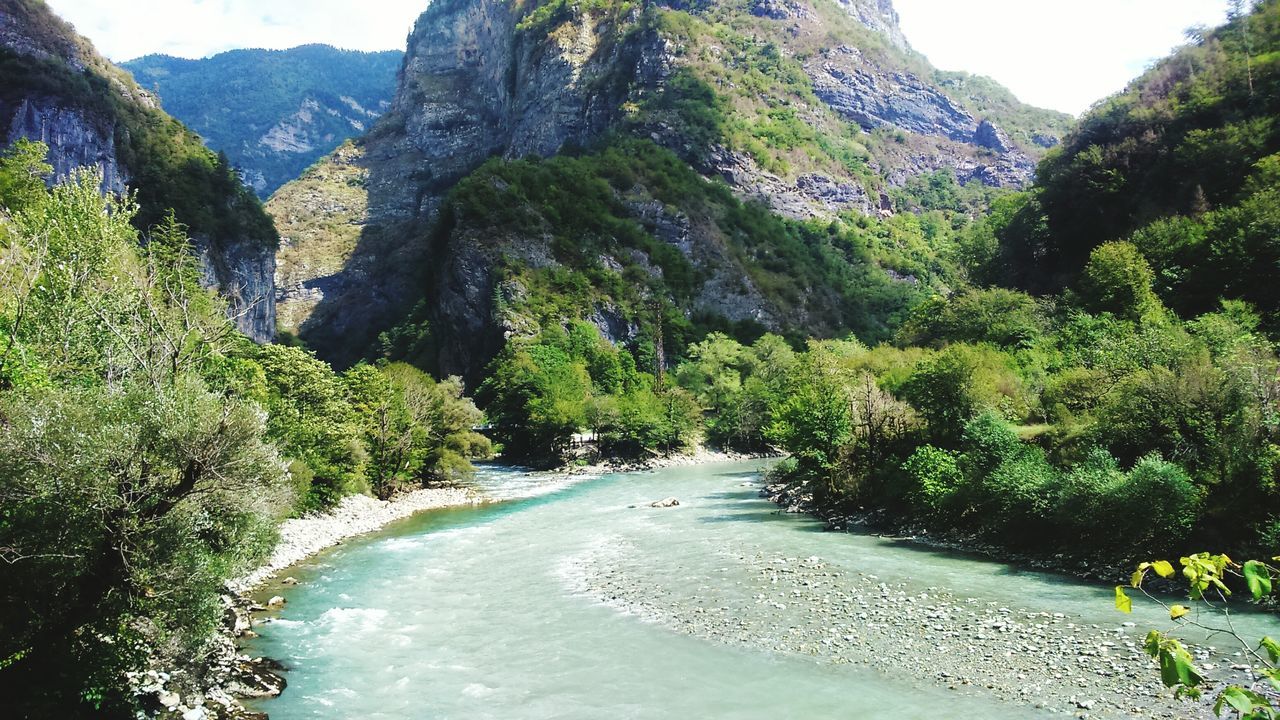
245;461;1278;719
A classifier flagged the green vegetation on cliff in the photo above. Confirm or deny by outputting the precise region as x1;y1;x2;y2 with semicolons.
1;0;277;247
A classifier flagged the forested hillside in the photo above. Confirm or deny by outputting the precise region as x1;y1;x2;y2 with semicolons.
754;0;1280;567
124;46;402;197
982;1;1280;329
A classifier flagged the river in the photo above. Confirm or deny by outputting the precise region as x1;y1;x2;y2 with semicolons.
245;460;1278;719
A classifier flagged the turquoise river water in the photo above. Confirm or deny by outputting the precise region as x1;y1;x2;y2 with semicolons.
245;461;1278;719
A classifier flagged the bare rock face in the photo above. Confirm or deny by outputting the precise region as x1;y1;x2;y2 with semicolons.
973;119;1013;154
367;0;667;224
4;99;127;193
194;236;278;344
832;0;909;51
806;46;1034;187
279;0;675;367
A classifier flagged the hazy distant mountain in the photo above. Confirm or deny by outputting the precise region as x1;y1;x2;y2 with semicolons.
124;45;402;197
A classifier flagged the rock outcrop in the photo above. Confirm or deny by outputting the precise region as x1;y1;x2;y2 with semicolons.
833;0;909;51
4;99;127;193
272;0;1067;371
0;0;279;343
807;45;1034;187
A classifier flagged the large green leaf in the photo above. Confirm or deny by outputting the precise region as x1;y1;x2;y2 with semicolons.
1115;585;1132;613
1244;560;1273;601
1260;636;1280;664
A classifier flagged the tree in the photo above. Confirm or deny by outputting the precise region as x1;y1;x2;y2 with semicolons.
0;138;52;212
1117;552;1280;718
0;378;289;714
254;344;366;509
1076;241;1164;322
0;164;291;714
899;347;981;446
344;364;413;499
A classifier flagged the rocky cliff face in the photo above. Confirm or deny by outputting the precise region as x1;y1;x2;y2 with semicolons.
0;0;279;343
3;98;126;193
274;0;1069;373
274;0;676;365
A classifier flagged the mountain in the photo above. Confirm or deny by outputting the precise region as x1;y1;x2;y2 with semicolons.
269;0;1071;376
123;45;402;198
984;0;1280;330
0;0;278;341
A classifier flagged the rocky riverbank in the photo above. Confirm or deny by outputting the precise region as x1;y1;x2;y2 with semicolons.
752;481;1255;718
230;486;484;592
136;486;487;720
565;530;1247;720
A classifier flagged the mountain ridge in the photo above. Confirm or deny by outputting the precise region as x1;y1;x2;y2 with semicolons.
123;44;402;197
271;0;1070;376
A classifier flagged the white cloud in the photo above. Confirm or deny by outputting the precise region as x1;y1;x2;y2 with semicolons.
893;0;1230;116
45;0;430;61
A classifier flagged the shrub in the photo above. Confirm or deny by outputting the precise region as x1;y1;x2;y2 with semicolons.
901;445;963;515
1076;241;1164;322
1110;454;1201;553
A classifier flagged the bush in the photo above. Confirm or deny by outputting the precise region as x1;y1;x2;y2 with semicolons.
901;445;963;515
900;347;981;445
1076;241;1164;322
1110;454;1201;554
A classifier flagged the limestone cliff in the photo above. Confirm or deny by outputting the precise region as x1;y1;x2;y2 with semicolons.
0;0;279;342
272;0;1071;374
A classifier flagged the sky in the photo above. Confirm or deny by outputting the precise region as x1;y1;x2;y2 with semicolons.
47;0;1231;116
894;0;1229;115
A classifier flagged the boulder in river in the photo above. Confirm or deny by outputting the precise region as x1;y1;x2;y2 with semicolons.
226;657;288;699
650;497;680;508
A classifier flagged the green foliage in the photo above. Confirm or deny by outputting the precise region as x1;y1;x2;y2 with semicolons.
895;287;1046;349
1076;241;1164;322
899;347;982;445
676;332;797;450
998;1;1280;333
254;344;367;509
0;138;52;211
1122;552;1280;716
900;445;962;515
0;159;290;714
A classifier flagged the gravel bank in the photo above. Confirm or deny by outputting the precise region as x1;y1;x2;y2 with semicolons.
231;486;485;592
570;548;1216;719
